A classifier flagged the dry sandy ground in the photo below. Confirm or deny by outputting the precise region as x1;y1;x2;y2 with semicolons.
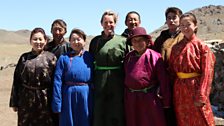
0;44;30;126
0;67;17;126
0;43;90;126
1;44;223;126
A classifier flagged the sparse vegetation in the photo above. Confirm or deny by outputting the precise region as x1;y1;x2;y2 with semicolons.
150;5;224;41
1;5;224;126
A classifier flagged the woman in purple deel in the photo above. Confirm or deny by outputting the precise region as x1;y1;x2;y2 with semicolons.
124;27;171;126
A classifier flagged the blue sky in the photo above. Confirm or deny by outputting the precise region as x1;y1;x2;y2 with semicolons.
1;0;224;37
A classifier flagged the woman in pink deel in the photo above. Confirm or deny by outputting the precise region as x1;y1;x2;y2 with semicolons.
124;27;171;126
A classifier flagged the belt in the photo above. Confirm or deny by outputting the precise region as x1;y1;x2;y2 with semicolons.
95;65;121;70
65;81;88;86
128;85;156;93
176;72;200;79
94;61;121;70
22;84;48;90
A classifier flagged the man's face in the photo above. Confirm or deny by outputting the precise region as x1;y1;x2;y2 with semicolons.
51;23;66;41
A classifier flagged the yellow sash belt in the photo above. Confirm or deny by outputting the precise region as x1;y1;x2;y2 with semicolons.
177;72;200;79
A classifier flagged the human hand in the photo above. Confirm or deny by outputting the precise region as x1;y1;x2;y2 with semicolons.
12;107;18;112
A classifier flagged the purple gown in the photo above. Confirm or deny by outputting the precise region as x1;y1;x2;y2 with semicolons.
124;49;171;126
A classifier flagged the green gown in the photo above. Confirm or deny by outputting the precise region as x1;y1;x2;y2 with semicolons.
89;34;126;126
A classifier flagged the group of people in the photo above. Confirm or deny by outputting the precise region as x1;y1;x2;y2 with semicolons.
9;7;216;126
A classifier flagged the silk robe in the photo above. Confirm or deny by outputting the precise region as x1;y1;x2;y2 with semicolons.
169;35;215;126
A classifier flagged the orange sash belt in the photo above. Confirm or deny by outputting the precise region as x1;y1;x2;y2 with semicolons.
176;72;200;79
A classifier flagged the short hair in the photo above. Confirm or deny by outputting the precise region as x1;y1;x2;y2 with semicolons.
30;27;48;41
69;28;86;41
51;19;67;33
100;10;118;24
165;7;183;19
125;11;141;25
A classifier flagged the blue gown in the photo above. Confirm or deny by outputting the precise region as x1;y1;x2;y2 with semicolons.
52;51;94;126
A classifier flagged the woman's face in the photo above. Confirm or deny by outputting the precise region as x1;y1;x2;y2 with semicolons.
131;36;147;55
166;12;180;31
30;32;47;53
180;17;197;39
101;15;116;36
126;13;140;30
69;33;85;52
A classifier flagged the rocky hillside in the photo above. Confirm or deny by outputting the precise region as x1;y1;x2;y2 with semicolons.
0;5;224;125
1;5;224;44
150;5;224;41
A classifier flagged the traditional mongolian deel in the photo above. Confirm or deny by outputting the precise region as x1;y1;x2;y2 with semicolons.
45;39;70;58
52;51;94;126
124;49;171;126
89;34;126;126
9;51;57;126
154;29;184;68
169;35;216;126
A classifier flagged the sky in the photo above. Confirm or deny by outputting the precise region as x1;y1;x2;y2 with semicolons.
1;0;224;37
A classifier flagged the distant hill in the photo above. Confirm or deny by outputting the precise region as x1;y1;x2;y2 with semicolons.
150;5;224;41
0;28;94;49
1;5;224;44
0;29;30;44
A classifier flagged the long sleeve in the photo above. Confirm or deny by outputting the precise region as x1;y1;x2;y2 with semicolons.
155;57;171;107
195;45;215;103
153;30;169;53
52;56;64;113
9;55;23;107
88;36;100;56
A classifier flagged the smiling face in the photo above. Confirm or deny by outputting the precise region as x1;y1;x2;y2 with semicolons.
30;32;47;53
180;16;197;39
131;36;148;55
51;23;66;42
101;14;116;36
69;33;85;52
125;13;141;30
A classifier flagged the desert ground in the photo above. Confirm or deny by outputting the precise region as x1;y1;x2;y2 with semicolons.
1;43;224;126
0;44;30;126
0;43;90;126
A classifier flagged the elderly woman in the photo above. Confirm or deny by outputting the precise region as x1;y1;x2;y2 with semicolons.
52;28;94;126
124;27;171;126
89;10;126;126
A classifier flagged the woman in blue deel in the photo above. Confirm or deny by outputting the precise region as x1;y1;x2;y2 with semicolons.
52;28;94;126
